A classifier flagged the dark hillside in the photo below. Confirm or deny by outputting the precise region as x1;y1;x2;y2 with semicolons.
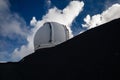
0;18;120;80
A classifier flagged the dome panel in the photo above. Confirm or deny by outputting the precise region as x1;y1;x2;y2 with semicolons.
34;22;69;51
51;22;68;43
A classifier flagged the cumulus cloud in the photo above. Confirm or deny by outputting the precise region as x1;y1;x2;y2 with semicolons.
2;0;120;63
10;1;84;62
0;0;28;62
41;1;84;38
0;51;11;63
0;0;27;38
82;3;120;29
30;17;37;26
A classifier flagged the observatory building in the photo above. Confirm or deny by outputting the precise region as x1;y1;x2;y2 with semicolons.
34;22;69;51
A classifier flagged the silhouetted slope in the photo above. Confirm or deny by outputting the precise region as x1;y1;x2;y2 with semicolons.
0;18;120;80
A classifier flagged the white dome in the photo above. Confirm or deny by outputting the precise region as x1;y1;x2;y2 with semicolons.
34;22;69;51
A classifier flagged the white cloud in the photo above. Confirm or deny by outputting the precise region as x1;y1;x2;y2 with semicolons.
10;1;84;62
0;0;27;39
0;0;9;11
41;1;84;38
3;0;120;62
0;0;28;62
0;51;11;63
102;4;120;22
30;17;37;26
82;3;120;29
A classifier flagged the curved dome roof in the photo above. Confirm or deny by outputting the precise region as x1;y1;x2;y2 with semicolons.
34;22;69;51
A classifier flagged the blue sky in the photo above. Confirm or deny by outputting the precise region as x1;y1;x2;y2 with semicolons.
0;0;120;62
9;0;119;34
9;0;105;32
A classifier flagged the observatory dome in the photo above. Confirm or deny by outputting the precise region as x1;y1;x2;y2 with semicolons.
34;22;69;51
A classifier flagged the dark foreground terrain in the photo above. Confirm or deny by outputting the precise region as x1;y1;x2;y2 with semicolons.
0;18;120;80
